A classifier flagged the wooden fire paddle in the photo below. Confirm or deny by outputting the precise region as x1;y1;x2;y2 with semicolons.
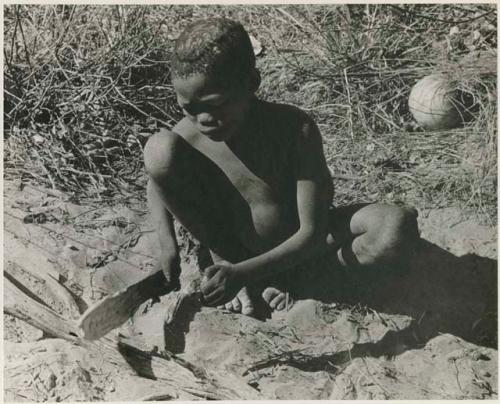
78;269;179;340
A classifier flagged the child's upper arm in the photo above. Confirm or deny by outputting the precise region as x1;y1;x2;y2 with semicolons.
292;112;332;237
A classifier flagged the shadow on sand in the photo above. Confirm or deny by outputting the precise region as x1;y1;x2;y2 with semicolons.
296;238;497;348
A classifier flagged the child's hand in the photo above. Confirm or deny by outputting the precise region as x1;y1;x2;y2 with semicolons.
200;262;243;306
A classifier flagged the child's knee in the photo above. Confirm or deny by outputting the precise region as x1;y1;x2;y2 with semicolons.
356;205;419;267
144;130;182;181
349;235;377;267
376;206;420;265
391;206;419;242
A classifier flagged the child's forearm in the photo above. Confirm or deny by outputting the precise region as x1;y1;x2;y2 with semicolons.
233;229;328;285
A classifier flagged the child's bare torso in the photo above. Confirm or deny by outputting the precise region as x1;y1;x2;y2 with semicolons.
172;100;326;254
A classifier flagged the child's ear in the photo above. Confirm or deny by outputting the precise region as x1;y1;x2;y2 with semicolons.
248;68;261;93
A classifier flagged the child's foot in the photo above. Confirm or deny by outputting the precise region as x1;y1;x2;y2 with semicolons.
217;287;293;316
218;287;255;316
262;287;293;311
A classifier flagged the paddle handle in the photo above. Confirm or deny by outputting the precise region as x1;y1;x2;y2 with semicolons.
134;267;181;300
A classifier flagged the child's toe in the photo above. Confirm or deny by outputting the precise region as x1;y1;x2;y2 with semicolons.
238;289;254;316
276;300;286;311
231;297;242;312
262;287;293;311
262;287;280;303
270;294;284;310
241;303;254;316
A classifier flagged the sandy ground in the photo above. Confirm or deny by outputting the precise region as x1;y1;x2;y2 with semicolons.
3;180;498;400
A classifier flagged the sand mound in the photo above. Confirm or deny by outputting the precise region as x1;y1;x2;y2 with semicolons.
3;181;497;400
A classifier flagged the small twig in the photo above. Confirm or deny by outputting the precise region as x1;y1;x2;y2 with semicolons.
60;167;112;178
15;6;33;72
343;68;353;139
389;4;495;25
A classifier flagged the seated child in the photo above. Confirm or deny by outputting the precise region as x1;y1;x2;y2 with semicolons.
144;18;419;316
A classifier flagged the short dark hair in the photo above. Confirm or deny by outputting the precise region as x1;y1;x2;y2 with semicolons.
171;18;255;90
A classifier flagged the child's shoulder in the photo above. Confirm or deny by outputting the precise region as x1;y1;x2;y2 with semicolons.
259;100;318;142
260;99;311;123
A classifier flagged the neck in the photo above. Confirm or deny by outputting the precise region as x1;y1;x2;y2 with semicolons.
226;96;260;147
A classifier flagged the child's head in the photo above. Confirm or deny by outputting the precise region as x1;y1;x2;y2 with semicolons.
171;19;260;141
171;18;259;93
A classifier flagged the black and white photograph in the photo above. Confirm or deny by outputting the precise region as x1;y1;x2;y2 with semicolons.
3;3;498;400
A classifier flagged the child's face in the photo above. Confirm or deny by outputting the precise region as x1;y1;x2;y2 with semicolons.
173;72;253;142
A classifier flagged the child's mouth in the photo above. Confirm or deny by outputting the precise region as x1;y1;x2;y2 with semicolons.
200;127;219;134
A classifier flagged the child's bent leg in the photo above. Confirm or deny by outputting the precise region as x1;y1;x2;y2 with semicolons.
144;130;249;264
329;204;420;269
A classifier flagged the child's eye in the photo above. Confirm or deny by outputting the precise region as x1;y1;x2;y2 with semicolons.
178;99;227;116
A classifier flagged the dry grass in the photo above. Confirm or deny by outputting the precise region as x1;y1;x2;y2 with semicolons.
257;5;496;222
4;4;497;222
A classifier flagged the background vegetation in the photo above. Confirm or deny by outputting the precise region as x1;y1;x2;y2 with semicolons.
4;4;497;223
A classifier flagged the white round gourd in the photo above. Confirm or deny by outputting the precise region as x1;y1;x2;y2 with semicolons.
408;74;465;130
